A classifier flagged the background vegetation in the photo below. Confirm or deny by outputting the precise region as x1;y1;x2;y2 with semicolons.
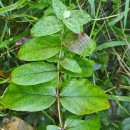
0;0;130;130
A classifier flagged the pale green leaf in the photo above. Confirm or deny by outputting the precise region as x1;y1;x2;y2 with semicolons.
52;0;66;19
18;36;61;61
46;125;59;130
63;18;81;34
60;79;110;115
71;10;92;25
65;115;100;130
31;16;62;36
60;57;82;73
11;62;57;85
0;82;56;111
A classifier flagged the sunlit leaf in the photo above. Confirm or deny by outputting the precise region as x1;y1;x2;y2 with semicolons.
52;0;67;19
1;82;56;111
11;62;57;85
63;17;81;34
60;79;110;115
71;10;92;25
18;36;61;61
31;16;62;36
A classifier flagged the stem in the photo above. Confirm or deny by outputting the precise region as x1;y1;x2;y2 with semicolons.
90;0;102;38
56;29;64;129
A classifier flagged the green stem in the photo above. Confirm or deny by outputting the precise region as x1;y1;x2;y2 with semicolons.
90;0;102;38
56;29;64;129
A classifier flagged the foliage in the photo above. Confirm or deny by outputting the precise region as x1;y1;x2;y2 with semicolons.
0;0;130;129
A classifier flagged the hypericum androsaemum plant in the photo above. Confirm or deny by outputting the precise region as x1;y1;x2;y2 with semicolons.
1;0;110;129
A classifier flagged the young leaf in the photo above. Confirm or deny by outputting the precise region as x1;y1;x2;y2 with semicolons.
0;82;56;111
31;16;62;36
71;10;92;25
18;36;61;61
64;33;96;56
63;17;81;34
60;79;110;115
52;0;67;20
46;125;59;130
65;115;100;130
11;62;57;85
61;57;94;77
60;57;82;73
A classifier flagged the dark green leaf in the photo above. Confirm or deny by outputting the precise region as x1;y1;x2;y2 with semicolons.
60;79;110;115
121;118;130;130
31;16;63;36
0;82;56;111
65;115;100;130
11;62;57;85
18;36;61;61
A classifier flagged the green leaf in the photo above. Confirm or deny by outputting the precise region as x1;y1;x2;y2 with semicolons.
31;16;63;36
18;36;61;61
0;82;56;111
108;95;130;102
60;79;110;115
108;11;126;26
65;115;100;130
97;41;127;51
52;0;67;20
71;10;92;25
61;57;94;77
121;118;130;130
26;1;49;9
11;62;57;85
0;30;29;49
64;33;96;56
63;18;81;34
0;0;26;13
88;0;95;17
46;125;59;130
60;57;82;73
